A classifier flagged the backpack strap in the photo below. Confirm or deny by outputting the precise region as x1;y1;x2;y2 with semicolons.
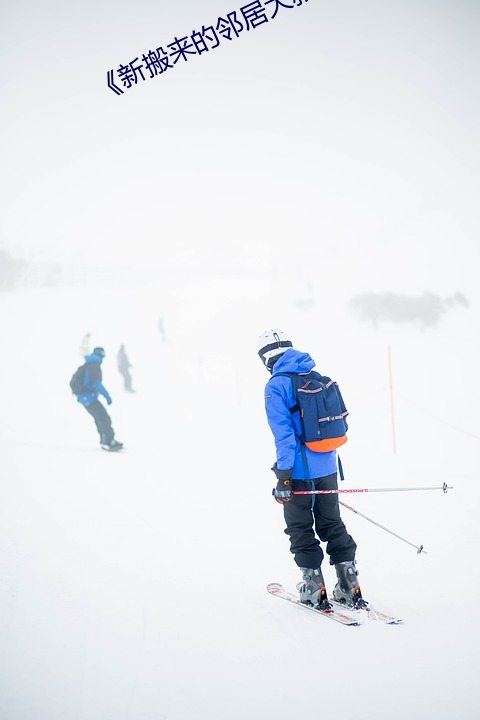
299;443;310;480
273;371;311;415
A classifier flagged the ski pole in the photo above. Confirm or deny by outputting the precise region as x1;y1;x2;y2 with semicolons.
338;499;427;554
292;482;452;496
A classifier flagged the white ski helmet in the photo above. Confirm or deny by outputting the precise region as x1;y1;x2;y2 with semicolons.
257;329;293;369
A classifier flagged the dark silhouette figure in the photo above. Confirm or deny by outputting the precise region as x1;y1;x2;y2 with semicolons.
117;344;134;392
158;317;166;343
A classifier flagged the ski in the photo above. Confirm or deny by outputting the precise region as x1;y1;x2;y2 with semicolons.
267;583;361;626
328;598;403;625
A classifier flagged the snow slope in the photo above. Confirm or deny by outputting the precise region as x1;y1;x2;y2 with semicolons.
0;276;479;720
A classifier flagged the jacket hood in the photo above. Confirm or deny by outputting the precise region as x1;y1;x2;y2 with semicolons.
272;348;315;375
85;352;103;364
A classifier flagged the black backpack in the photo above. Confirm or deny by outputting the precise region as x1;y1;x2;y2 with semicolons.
70;364;87;395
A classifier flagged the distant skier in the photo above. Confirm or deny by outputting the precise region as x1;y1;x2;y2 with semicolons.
71;346;123;451
158;316;166;343
117;344;134;392
258;328;366;610
80;332;91;358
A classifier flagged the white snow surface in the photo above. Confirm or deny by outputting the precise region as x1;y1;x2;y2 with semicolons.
1;278;479;720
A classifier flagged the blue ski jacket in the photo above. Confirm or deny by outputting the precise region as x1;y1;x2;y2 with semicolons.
77;351;112;407
264;348;337;480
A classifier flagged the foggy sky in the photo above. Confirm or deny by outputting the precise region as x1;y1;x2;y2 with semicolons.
1;0;479;294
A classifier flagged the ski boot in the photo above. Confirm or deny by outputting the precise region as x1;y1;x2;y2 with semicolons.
333;561;368;609
297;568;332;611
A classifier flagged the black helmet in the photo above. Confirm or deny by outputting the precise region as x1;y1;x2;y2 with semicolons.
93;346;106;358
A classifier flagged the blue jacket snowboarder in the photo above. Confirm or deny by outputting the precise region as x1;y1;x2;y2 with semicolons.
258;328;366;610
75;347;123;451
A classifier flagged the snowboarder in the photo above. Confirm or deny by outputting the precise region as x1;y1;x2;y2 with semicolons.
258;328;366;610
74;346;123;451
117;344;134;392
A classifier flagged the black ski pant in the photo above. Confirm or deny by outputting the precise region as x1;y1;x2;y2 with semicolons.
83;400;114;444
283;473;357;570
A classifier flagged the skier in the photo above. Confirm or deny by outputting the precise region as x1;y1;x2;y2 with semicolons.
75;346;123;451
258;329;366;610
117;344;134;392
79;332;91;358
158;316;166;343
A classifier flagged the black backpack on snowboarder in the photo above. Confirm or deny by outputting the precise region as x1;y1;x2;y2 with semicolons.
70;364;88;395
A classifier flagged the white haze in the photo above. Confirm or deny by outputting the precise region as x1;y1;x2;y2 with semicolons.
1;0;479;718
1;0;479;293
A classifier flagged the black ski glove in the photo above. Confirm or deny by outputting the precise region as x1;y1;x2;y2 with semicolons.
271;464;293;504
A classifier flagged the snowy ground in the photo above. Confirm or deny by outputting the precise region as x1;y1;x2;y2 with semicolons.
1;277;479;720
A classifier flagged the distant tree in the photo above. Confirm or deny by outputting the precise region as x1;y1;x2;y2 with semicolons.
448;291;469;309
348;291;469;330
0;248;27;291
